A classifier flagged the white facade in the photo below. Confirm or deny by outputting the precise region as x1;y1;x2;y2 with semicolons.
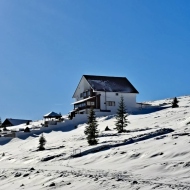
96;91;137;113
72;76;138;115
73;76;91;101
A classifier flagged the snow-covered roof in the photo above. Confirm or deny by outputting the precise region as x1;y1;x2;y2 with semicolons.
71;96;95;105
2;119;32;126
43;112;62;118
84;75;139;93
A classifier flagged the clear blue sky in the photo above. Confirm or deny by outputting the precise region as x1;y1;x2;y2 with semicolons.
0;0;190;121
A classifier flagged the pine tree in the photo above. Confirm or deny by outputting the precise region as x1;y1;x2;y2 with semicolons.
115;96;129;133
84;107;99;145
172;97;179;108
38;134;46;151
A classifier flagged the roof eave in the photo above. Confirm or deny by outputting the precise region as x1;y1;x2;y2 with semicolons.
72;75;95;98
72;76;84;98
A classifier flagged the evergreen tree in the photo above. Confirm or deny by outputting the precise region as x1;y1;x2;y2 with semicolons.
172;97;179;108
38;134;46;151
84;107;99;145
115;96;129;133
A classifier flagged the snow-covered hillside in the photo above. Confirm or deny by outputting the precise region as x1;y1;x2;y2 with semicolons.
1;96;190;190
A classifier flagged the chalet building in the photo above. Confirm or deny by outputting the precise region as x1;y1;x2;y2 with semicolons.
71;75;139;116
1;119;32;128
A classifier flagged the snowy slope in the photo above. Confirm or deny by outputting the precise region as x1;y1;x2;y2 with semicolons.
1;96;190;189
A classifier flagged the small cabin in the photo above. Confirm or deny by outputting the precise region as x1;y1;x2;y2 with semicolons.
1;118;32;128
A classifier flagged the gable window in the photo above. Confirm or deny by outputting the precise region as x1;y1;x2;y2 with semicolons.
87;91;90;96
106;101;115;106
83;92;85;97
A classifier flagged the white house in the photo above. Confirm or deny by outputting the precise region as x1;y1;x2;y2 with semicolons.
70;75;139;117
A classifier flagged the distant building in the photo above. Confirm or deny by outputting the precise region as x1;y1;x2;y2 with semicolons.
1;119;32;127
71;75;139;116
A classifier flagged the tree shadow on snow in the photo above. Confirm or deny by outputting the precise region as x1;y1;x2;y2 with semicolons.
131;106;170;115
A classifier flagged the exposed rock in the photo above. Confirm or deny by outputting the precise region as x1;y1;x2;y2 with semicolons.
132;180;138;185
184;162;190;167
49;182;55;187
29;167;35;171
15;172;22;177
23;173;30;177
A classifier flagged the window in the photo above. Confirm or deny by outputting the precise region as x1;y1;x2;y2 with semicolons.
87;91;90;96
106;101;115;106
87;101;95;106
75;102;86;109
116;93;119;96
80;90;90;98
83;92;86;97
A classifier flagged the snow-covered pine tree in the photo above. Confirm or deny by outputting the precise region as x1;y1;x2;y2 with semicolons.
38;134;46;151
172;97;179;108
84;107;99;145
115;96;129;133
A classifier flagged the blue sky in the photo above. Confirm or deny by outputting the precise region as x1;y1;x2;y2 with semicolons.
0;0;190;121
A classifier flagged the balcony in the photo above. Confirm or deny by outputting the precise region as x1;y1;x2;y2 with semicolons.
80;89;96;99
72;94;101;112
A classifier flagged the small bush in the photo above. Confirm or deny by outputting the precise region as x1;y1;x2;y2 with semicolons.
24;127;30;132
105;126;111;131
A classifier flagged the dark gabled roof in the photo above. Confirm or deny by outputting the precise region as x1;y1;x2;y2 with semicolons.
2;119;32;126
83;75;139;93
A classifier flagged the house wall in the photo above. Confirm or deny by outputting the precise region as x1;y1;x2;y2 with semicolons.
73;76;91;101
72;76;138;113
96;91;137;113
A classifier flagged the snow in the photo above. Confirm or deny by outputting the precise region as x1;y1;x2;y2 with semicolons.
43;112;61;118
2;119;31;126
88;79;133;92
71;96;95;104
1;96;190;189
